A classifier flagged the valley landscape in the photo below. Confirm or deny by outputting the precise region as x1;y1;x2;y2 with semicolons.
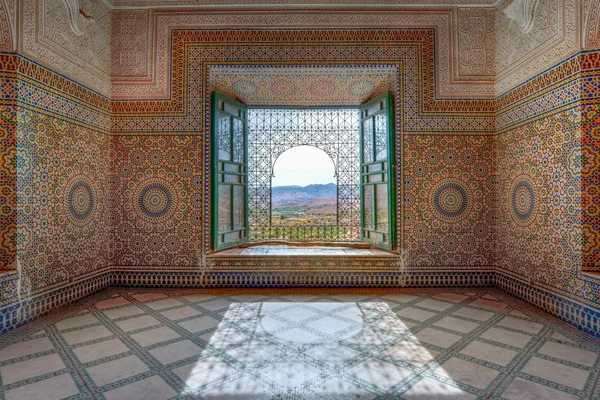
271;183;337;226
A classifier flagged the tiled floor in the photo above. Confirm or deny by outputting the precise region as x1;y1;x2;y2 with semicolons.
1;288;600;399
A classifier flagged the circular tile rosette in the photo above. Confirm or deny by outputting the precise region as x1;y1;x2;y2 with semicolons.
505;164;548;237
270;78;297;99
124;168;187;233
419;168;483;233
511;180;535;222
349;80;375;97
310;78;336;98
55;164;101;238
233;80;257;97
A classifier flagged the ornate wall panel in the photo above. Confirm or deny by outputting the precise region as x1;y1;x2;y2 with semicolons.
495;0;580;95
20;0;112;96
403;134;494;268
111;9;150;79
456;7;495;79
0;0;14;51
0;52;112;331
495;51;600;321
581;53;600;271
585;0;600;49
0;54;17;271
209;66;396;107
112;29;495;135
110;10;496;101
15;107;111;297
111;135;202;267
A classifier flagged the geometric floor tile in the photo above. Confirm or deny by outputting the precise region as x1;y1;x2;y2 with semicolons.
54;313;99;330
451;306;495;322
173;356;237;390
496;316;544;334
396;307;437;322
160;306;202;321
115;315;161;332
102;375;178;400
201;376;273;399
303;343;362;365
85;355;150;386
72;338;130;363
148;339;204;365
225;340;282;365
310;377;377;400
520;357;590;390
178;315;221;333
130;326;181;347
0;337;54;362
3;373;80;400
102;305;146;320
414;299;454;312
402;377;477;400
413;327;462;348
348;358;412;390
60;325;113;345
259;358;322;388
459;340;518;366
501;377;580;400
1;288;600;400
0;353;66;384
479;326;532;348
433;316;480;333
434;357;500;390
382;340;440;367
536;341;598;367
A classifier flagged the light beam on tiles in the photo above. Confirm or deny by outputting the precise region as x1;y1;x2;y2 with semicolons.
178;298;467;398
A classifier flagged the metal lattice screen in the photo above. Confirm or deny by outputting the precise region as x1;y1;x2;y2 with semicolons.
248;109;361;242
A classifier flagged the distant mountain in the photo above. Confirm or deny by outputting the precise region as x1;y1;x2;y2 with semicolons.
272;183;336;206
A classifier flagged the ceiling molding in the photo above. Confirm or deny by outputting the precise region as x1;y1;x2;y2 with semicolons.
104;0;503;10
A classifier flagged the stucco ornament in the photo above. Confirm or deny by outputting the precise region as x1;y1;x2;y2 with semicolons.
503;0;540;33
62;0;96;35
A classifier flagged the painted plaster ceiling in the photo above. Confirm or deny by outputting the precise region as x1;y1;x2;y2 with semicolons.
109;0;499;8
208;65;397;107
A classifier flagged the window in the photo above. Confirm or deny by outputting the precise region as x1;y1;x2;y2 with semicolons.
212;91;396;251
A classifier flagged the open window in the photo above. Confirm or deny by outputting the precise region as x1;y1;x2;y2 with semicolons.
212;92;249;250
359;92;396;250
212;91;396;251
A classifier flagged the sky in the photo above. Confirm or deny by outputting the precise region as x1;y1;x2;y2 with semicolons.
271;145;336;187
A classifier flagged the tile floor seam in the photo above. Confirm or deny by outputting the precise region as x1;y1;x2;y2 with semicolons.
0;287;121;348
484;326;552;399
47;325;99;400
104;293;219;398
89;306;196;399
388;305;511;399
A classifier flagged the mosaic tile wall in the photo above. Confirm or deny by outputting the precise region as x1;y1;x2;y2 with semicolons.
0;54;16;271
0;2;599;338
110;135;202;267
0;52;112;332
494;51;600;335
403;135;494;268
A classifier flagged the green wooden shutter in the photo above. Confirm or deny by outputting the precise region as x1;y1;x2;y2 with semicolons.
359;92;396;250
212;92;249;250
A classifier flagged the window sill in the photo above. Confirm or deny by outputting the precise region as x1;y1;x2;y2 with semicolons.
207;244;398;258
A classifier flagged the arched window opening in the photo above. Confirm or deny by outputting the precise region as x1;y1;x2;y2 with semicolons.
271;146;337;233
